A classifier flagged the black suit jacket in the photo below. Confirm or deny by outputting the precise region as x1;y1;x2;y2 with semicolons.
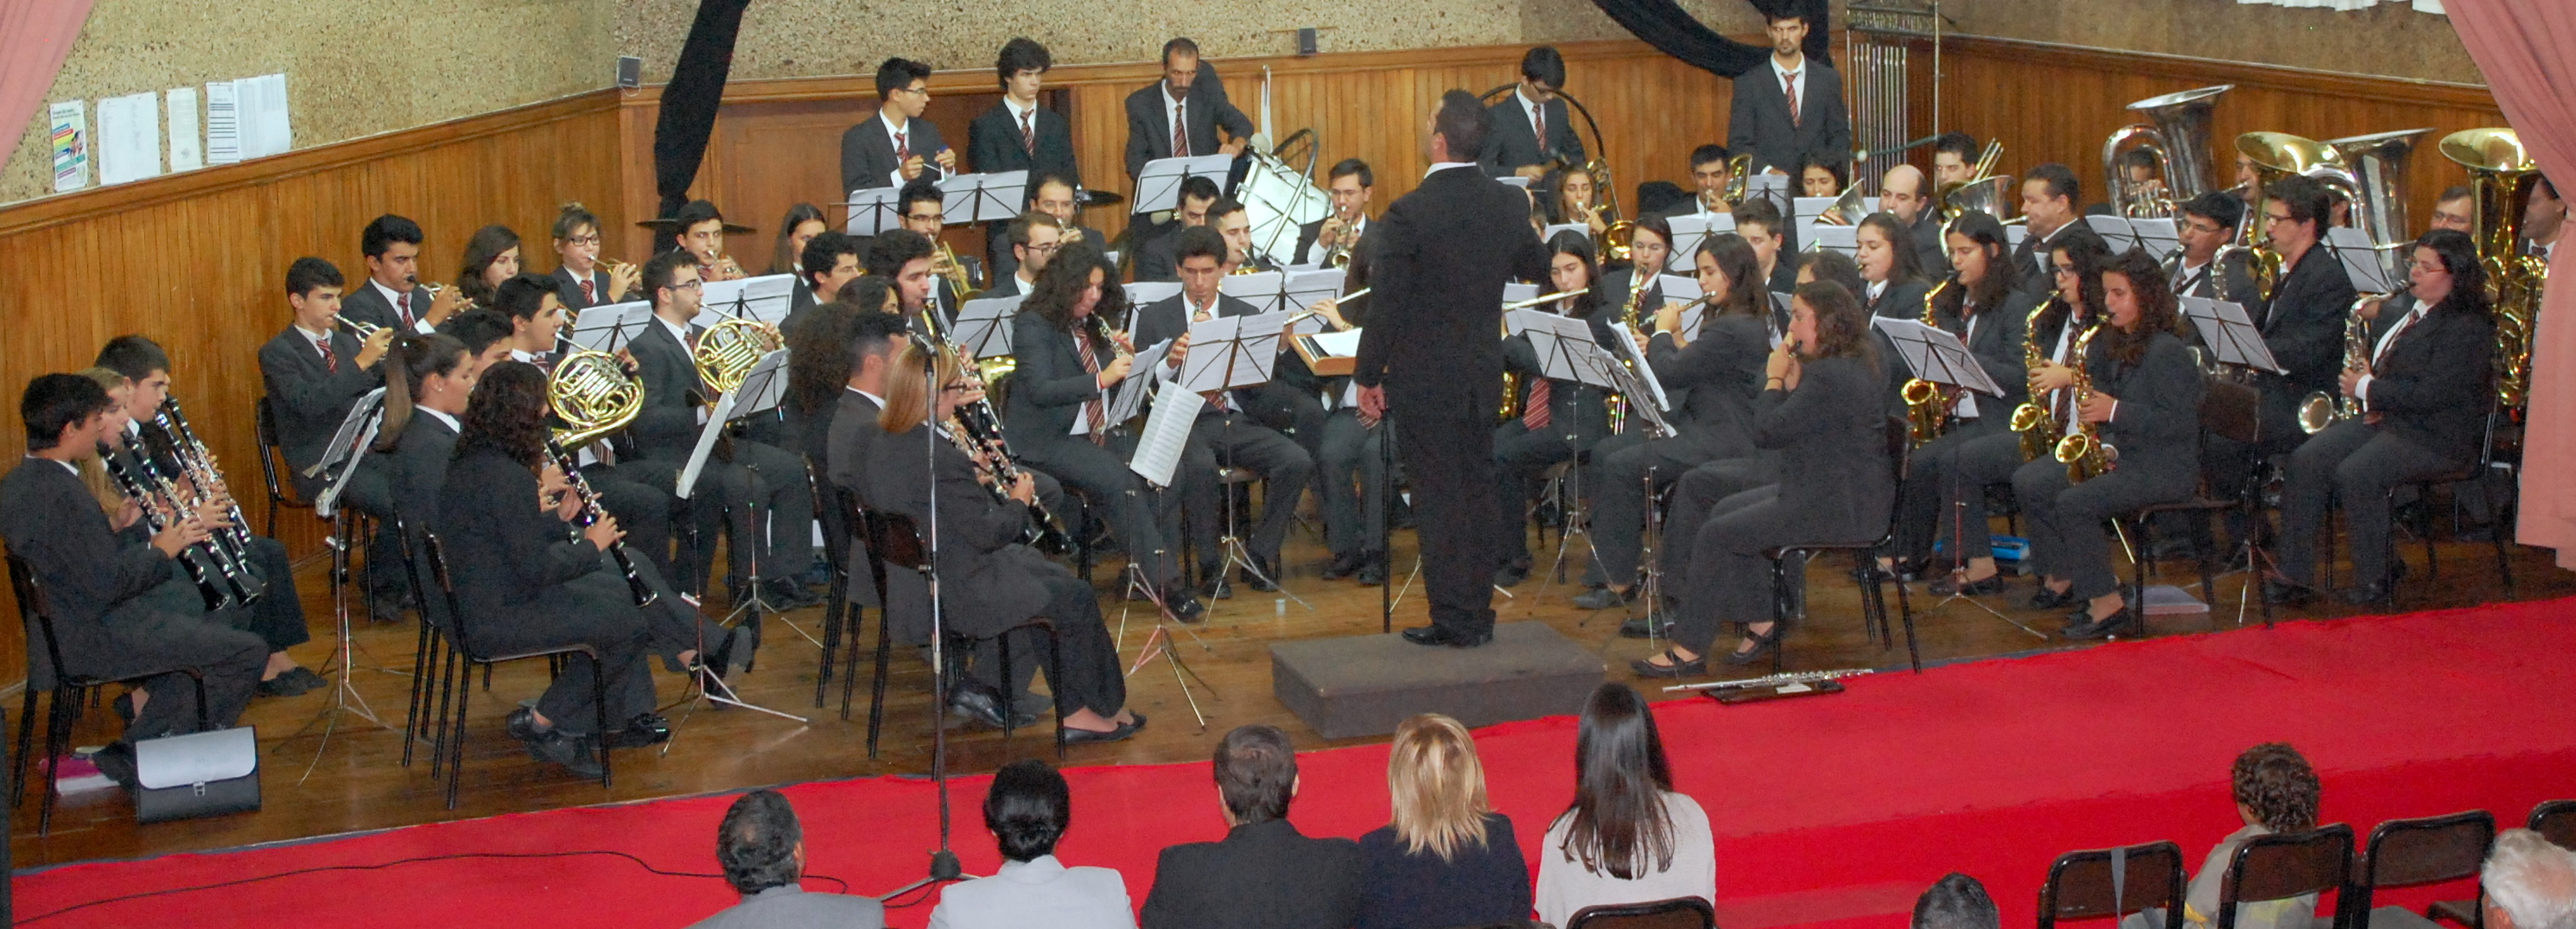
2255;244;2360;432
1868;278;1931;320
1937;290;2038;414
861;425;1049;641
1727;60;1852;176
2008;223;2103;303
340;280;429;334
2089;331;2207;489
825;388;886;609
386;411;459;530
1123;77;1255;178
1907;212;1951;277
437;448;607;632
1354;166;1549;410
1759;354;1894;543
967;101;1078;184
550;265;633;312
2363;296;2495;465
626;317;706;459
1004;312;1118;456
0;457;176;687
841;115;950;194
1140;818;1364;929
1293;216;1371;268
1649;311;1771;458
258;326;382;493
1134;292;1267;415
1130;221;1193;283
1478;93;1585;177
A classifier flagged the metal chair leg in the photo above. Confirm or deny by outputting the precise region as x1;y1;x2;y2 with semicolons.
444;664;471;810
864;608;893;758
11;690;39;807
589;652;611;790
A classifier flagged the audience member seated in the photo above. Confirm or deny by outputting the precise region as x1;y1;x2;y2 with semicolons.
1357;714;1534;929
2483;828;2576;929
1141;724;1363;929
2124;742;2325;929
1536;683;1715;926
1913;873;2000;929
932;760;1135;929
686;789;887;929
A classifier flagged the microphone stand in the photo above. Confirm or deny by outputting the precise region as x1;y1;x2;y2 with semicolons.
883;361;969;901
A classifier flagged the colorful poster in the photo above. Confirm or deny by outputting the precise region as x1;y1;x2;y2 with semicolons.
49;100;87;193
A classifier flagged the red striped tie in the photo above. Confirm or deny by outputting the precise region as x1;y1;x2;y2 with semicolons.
1523;379;1552;430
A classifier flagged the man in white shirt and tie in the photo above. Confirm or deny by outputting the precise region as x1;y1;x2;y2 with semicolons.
1727;3;1851;180
840;58;955;194
1479;47;1583;179
1122;38;1252;179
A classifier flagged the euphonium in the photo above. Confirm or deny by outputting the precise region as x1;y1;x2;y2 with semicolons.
2007;293;2062;461
1720;153;1753;207
2440;127;2546;410
2052;325;2115;483
691;315;786;396
2295;299;2375;435
1901;277;1960;447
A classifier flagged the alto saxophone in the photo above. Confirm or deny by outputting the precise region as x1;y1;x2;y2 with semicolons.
2007;292;2063;461
2052;325;2115;484
1901;277;1961;447
2296;296;2376;435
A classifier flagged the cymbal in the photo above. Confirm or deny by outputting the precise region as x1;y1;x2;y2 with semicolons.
637;217;759;235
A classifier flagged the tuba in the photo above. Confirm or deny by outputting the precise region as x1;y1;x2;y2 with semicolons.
1901;277;1960;447
2051;325;2115;483
2102;85;2233;220
2328;128;2434;283
691;315;786;396
1817;183;1869;226
2222;131;2349;301
2007;294;2064;461
2441;127;2547;410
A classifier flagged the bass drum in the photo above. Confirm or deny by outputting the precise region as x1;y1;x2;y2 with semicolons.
1233;130;1333;269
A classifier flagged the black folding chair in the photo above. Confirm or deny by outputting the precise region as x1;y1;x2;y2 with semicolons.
811;468;854;710
417;531;611;809
2217;824;2355;929
2038;840;2187;929
6;550;209;836
1766;416;1918;673
252;397;310;539
1565;896;1717;929
387;513;452;768
2348;811;2494;929
859;508;1066;760
2120;379;2262;631
2531;799;2576;850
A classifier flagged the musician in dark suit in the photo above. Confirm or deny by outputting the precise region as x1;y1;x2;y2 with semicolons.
1003;244;1204;620
1726;6;1851;178
1133;227;1313;593
1637;282;1891;671
1;375;265;774
983;212;1062;299
824;309;910;616
341;214;461;334
865;341;1143;742
1479;48;1585;179
1140;724;1363;929
891;181;974;328
547;202;640;312
1131;175;1222;283
2269;231;2494;607
1028;173;1108;263
1922;232;2108;599
1495;236;1620;587
1732;199;1803;313
786;232;865;324
971;39;1081;277
2012;250;2205;639
2168;192;2262;307
1859;213;1932;318
1294;159;1375;267
1123;38;1254;179
1880;165;1950;277
614;254;778;603
1887;213;2039;576
2008;165;2090;302
257;258;406;601
1353;91;1549;647
841;58;953;194
2214;176;2359;552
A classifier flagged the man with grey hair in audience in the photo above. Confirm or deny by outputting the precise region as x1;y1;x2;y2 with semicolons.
686;790;887;928
1913;872;2000;929
2484;828;2576;929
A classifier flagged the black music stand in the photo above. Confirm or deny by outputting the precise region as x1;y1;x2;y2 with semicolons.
284;391;401;782
1870;317;2045;637
662;348;811;744
1117;384;1217;730
1177;311;1309;610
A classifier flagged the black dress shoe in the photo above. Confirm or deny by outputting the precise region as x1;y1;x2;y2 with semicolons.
763;578;822;609
1241;559;1280;592
1930;572;2006;597
1322;550;1365;581
1357;553;1389;586
2064;609;2144;640
524;729;605;779
1063;721;1141;745
1628;649;1707;678
1203;576;1234;600
2336;581;2394;607
2028;584;2077;611
1618;614;1670;639
506;706;544;741
1401;625;1492;648
1721;628;1783;666
947;688;1037;730
1571;585;1632;610
256;676;308;697
603;713;672;749
1493;561;1533;588
1159;579;1207;622
91;742;139;792
283;666;328;690
2263;579;2319;607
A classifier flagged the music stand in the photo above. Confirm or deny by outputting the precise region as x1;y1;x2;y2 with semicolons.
939;170;1028;226
663;348;811;741
1868;317;2042;635
1086;339;1171;436
2324;226;2401;294
1174;311;1309;610
2128;218;2183;262
1743;173;1791;215
284;391;400;782
1123;281;1183;307
1608;321;1674;413
1667;213;1732;261
695;274;796;330
565;301;655;353
1542;223;1592;243
2178;296;2285;375
1515;313;1629;606
953;295;1026;362
1131;155;1236;215
1121;384;1217;729
843;186;905;236
2086;214;2146;253
1809;224;1860;258
1219;270;1288;315
1284;270;1345;321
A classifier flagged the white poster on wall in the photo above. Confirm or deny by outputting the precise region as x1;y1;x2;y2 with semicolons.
97;91;162;186
167;86;203;172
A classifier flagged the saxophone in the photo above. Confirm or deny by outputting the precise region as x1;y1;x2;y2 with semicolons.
2295;300;2375;435
1901;277;1960;447
2051;325;2115;484
2007;293;2062;461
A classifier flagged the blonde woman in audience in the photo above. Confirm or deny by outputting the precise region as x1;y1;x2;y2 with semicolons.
1536;683;1715;926
1357;714;1533;929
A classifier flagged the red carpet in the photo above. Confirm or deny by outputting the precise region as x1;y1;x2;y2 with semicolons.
19;599;2576;929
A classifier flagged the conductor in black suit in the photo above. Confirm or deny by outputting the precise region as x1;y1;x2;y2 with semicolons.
1726;4;1851;179
1354;91;1549;648
841;58;955;195
970;38;1081;278
1479;48;1584;179
2270;231;2494;607
1123;38;1253;179
1141;724;1361;929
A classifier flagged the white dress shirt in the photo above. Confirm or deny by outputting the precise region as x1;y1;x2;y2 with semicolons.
928;856;1135;929
882;111;917;187
2355;298;2431;404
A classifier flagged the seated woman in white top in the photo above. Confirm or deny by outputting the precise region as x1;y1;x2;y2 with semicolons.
1536;683;1717;926
931;760;1135;929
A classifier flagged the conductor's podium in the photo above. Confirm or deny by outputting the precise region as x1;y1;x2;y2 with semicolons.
1269;622;1606;739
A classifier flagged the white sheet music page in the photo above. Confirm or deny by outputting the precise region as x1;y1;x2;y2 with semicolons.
1129;385;1205;487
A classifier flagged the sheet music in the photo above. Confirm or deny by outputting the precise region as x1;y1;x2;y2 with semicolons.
955;295;1027;360
1593;344;1676;436
1498;175;1533;190
1284;269;1345;330
1792;197;1840;225
1611;321;1672;410
1220;270;1288;315
2085;215;2144;253
2178;296;2286;373
2325;226;2400;293
314;411;383;519
1128;385;1205;487
1542;222;1592;243
728;350;790;419
1667;213;1727;262
844;186;903;235
1809;224;1859;257
1520;314;1612;386
694;274;797;328
2128;218;2182;261
1742;174;1790;214
567;301;655;353
1132;155;1237;213
302;387;388;478
676;389;741;499
940;169;1029;224
1123;281;1183;307
1081;339;1172;435
1870;317;2006;395
1502;283;1538;308
1178;312;1286;392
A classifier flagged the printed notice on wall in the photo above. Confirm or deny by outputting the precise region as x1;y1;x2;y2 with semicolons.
206;74;291;163
168;86;203;172
49;101;87;193
97;92;163;186
206;80;239;164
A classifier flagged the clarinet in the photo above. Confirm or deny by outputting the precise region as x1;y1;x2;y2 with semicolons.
98;443;245;611
544;439;659;608
949;402;1072;553
152;398;258;554
130;436;264;606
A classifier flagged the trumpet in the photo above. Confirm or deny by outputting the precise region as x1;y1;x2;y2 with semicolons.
333;313;385;339
413;279;477;317
932;241;977;296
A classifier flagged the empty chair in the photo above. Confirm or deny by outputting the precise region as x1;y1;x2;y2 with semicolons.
2350;811;2496;929
2531;801;2576;851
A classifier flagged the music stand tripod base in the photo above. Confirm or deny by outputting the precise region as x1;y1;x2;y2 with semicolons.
281;508;398;785
1116;563;1216;730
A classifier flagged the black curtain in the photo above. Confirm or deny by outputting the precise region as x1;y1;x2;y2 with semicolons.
1585;0;1832;77
652;0;754;225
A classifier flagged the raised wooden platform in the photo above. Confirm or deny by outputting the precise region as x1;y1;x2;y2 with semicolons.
1271;622;1605;738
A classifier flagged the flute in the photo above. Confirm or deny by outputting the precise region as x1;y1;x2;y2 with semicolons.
1661;668;1870;692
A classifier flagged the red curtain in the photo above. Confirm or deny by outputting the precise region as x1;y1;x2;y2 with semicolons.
0;1;97;175
2446;0;2576;566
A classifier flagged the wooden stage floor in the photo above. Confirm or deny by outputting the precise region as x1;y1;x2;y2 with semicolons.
11;514;2568;870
